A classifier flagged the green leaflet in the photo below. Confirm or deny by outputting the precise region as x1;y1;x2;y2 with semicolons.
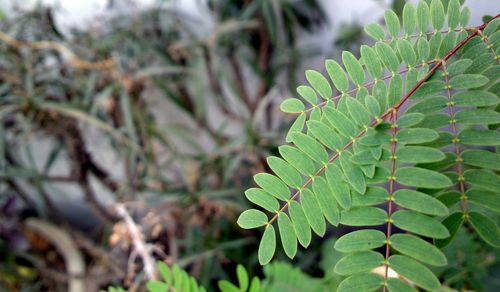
290;132;329;164
388;255;441;291
396;146;445;163
288;201;311;248
245;188;280;213
338;273;384;292
325;59;349;93
278;213;297;259
416;37;430;61
286;112;305;143
407;96;447;114
364;23;385;41
339;153;366;194
397;113;425;128
462;149;500;170
463;169;500;192
387;74;403;107
384;9;400;38
387;278;416;292
334;251;384;276
296;85;317;106
396;128;439;144
323;106;358;138
429;32;442;59
458;129;500;146
390;234;447;266
415;113;449;129
305;70;332;100
340;207;387;226
398;39;417;67
307;120;346;151
237;209;268;229
467;189;500;212
352;187;389;207
417;1;430;32
279;145;316;177
365;95;382;118
267;156;303;188
439;31;457;57
411;80;445;99
447;59;473;76
449;74;489;89
346;97;371;127
430;0;445;30
360;46;382;79
417;152;456;171
254;173;290;201
403;3;417;36
455;109;500;125
236;265;248;291
435;212;464;248
312;177;340;226
375;42;400;73
395;167;452;189
334;229;386;253
325;164;352;209
468;211;500;247
393;189;449;216
280;98;304;113
258;225;276;265
453;90;499;106
301;188;326;236
392;210;450;239
447;0;461;29
342;51;365;86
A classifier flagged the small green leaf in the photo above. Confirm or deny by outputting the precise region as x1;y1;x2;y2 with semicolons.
411;80;445;99
393;189;449;216
435;212;463;248
301;188;326;236
430;0;445;30
296;85;317;105
447;59;473;76
279;145;316;176
237;209;268;229
267;157;303;188
364;23;385;41
342;51;365;86
147;281;169;292
334;229;386;253
312;177;340;226
387;74;403;107
245;188;280;213
337;273;384;292
447;0;461;29
290;132;329;164
365;95;382;117
392;210;450;238
340;207;387;226
462;149;500;171
385;10;401;38
459;129;500;146
280;98;304;113
334;251;384;276
286;112;305;143
375;42;400;73
468;212;500;247
455;109;500;125
278;213;298;259
236;265;249;291
395;167;452;189
305;70;332;100
403;3;417;35
307;120;346;151
387;278;416;292
396;146;445;163
352;187;389;207
325;59;349;93
453;90;499;106
323;107;358;138
398;39;417;66
325;164;352;209
346;97;371;127
407;96;447;114
339;153;366;194
388;255;441;291
396;128;439;144
429;32;442;59
464;169;500;192
254;173;290;201
360;46;383;78
416;37;430;61
397;113;425;128
258;225;276;265
158;262;172;284
218;280;240;292
417;1;430;32
449;74;489;89
289;201;312;248
467;189;500;212
248;277;260;292
390;234;447;266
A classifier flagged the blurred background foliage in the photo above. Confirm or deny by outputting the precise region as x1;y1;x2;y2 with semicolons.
0;0;498;291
